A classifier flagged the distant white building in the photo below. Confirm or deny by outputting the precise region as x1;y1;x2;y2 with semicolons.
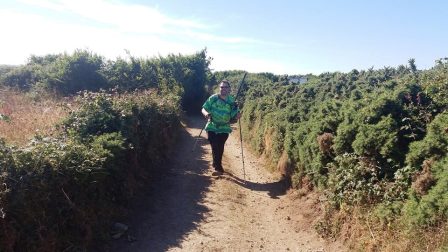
288;75;307;84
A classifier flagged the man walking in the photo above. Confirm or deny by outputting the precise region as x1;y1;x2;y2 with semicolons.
201;80;240;174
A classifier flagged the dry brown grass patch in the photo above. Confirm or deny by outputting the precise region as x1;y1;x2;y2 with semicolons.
333;206;448;252
317;132;334;156
263;126;274;154
277;150;292;178
0;88;68;145
412;159;436;195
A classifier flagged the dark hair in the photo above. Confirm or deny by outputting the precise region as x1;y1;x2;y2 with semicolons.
220;80;231;87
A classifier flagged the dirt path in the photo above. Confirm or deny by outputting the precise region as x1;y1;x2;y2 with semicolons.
107;116;346;252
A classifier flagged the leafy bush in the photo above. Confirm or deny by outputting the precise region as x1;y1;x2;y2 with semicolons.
101;49;211;113
406;111;448;169
327;153;386;206
63;91;121;141
401;111;448;227
352;115;398;163
0;65;40;90
421;58;448;110
404;156;448;227
44;50;108;95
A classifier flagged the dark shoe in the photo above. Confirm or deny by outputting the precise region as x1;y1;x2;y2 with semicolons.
211;171;223;176
215;165;224;173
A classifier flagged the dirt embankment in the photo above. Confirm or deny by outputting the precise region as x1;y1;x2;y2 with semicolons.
106;116;346;251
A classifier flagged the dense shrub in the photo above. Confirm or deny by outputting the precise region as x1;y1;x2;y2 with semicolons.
0;90;180;251
421;58;448;110
327;153;387;206
0;65;17;77
0;49;208;251
0;135;124;250
404;156;448;227
402;112;448;227
406;111;448;169
0;49;210;113
228;59;448;249
45;50;108;95
0;65;40;90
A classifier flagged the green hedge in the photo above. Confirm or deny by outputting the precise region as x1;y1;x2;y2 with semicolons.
0;49;210;113
234;60;448;229
0;90;180;251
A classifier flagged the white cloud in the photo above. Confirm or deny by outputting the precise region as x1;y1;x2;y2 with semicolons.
1;0;292;74
17;0;208;34
0;3;202;64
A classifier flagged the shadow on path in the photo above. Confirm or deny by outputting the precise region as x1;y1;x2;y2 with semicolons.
183;112;206;130
106;116;213;252
220;172;290;199
105;116;291;251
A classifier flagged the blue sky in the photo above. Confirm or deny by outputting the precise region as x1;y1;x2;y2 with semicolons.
1;0;447;75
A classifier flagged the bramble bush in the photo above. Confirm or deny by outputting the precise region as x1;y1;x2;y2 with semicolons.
327;153;386;206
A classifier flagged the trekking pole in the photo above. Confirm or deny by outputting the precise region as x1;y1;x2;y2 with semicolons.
234;72;248;180
192;118;209;152
234;72;247;101
238;118;246;180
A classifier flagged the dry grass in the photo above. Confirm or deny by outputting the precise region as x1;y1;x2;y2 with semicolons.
317;132;334;156
277;150;294;178
0;88;69;146
375;222;448;252
336;206;448;252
